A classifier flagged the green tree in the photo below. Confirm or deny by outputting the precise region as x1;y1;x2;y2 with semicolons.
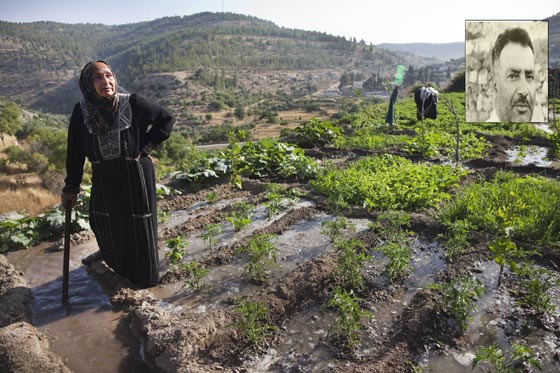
0;102;23;144
234;104;246;120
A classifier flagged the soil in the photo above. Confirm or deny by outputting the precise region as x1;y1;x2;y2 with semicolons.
1;132;559;372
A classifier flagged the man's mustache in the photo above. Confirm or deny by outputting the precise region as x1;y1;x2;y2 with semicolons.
512;94;531;106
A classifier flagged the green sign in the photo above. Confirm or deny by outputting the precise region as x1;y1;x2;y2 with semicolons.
395;65;405;85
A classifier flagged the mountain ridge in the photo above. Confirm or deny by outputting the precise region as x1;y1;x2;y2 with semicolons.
0;12;438;114
376;42;464;62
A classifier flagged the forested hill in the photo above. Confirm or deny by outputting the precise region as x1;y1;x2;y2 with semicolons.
0;12;435;114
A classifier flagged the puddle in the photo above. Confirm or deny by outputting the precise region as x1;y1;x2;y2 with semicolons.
421;260;560;372
248;304;337;372
6;240;150;372
506;145;560;168
152;213;374;312
251;238;446;371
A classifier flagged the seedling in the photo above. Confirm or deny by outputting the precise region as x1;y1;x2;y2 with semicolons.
334;238;368;291
514;262;560;316
325;287;371;348
264;192;283;218
429;275;485;331
180;261;209;291
378;242;411;283
371;210;412;283
233;299;276;346
164;236;188;268
225;201;254;231
205;191;217;204
158;210;171;224
321;217;355;245
236;233;278;283
489;206;536;288
472;342;542;372
198;223;223;250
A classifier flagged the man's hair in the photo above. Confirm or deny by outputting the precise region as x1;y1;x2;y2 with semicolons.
491;27;534;66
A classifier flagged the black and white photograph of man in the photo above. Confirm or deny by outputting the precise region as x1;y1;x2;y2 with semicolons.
465;21;548;123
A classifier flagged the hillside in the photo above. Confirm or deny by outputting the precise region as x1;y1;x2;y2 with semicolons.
376;42;464;61
0;12;436;115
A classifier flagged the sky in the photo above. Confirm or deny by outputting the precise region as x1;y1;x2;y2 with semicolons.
0;0;558;44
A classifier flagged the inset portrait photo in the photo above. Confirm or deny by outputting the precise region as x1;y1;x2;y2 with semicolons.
465;20;548;123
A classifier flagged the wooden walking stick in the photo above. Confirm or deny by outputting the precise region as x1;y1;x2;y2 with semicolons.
62;201;72;305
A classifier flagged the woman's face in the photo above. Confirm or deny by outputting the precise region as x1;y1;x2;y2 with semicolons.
91;62;116;98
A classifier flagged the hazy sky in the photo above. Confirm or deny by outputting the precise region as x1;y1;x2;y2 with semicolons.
0;0;557;44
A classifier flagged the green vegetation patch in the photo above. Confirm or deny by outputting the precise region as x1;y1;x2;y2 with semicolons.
440;171;560;246
311;154;466;211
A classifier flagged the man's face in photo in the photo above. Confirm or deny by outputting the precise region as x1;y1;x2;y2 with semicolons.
493;42;536;122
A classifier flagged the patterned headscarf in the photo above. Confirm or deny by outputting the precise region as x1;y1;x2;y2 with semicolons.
79;60;119;134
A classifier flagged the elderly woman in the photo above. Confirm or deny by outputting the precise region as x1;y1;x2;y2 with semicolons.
61;60;174;288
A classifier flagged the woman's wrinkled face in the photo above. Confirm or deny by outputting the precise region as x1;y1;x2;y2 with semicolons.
91;62;116;98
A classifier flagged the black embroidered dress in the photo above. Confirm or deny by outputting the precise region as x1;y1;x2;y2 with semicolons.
63;93;174;287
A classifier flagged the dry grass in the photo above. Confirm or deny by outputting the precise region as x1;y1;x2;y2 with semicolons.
0;187;58;216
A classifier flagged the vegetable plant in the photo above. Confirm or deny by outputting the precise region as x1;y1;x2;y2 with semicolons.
472;342;542;372
198;223;223;250
378;242;411;284
164;236;188;268
225;201;254;231
236;233;278;283
311;155;466;211
325;287;371;348
180;261;209;291
334;238;368;291
205;191;217;204
429;275;485;331
321;217;355;245
233;299;276;346
371;210;412;283
514;262;560;316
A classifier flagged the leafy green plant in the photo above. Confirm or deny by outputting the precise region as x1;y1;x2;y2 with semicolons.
514;262;560;316
233;299;277;346
236;233;278;283
205;191;217;204
180;261;209;291
334;238;368;291
325;287;371;348
156;184;182;200
164;236;188;267
428;275;485;331
439;219;472;261
264;192;283;218
311;155;466;211
321;217;355;245
0;216;50;253
439;171;560;246
404;129;487;161
198;223;223;250
472;342;542;372
227;129;247;189
370;210;412;283
158;210;171;224
292;118;342;147
225;201;254;231
0;189;91;253
378;242;411;284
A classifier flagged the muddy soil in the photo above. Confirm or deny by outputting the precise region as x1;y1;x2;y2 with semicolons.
1;133;560;372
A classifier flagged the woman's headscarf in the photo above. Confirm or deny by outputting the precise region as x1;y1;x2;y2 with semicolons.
79;60;119;134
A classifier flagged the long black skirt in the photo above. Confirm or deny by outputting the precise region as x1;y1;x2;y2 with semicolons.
89;156;159;288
